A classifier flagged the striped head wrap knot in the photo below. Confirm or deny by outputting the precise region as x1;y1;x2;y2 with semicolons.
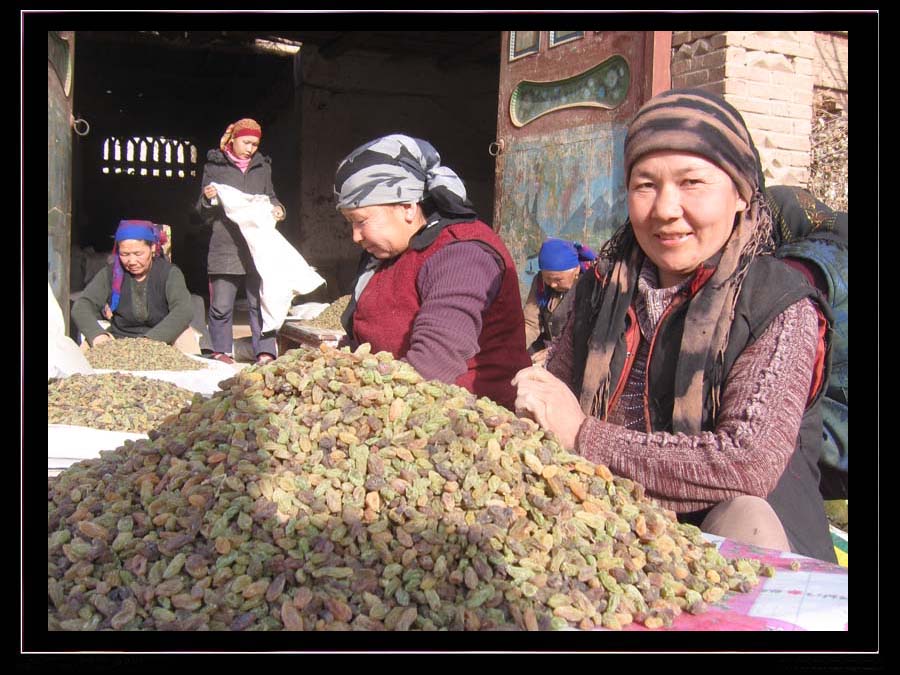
334;134;476;219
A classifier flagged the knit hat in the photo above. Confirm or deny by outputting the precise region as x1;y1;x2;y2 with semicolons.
580;89;774;433
624;88;765;207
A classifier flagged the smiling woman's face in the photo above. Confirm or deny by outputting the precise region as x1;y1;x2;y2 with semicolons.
627;151;747;288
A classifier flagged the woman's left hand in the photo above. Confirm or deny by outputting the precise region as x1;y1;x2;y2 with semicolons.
512;365;586;451
272;205;285;221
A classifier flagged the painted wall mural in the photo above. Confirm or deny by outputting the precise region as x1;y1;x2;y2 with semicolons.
509;55;630;128
498;124;629;299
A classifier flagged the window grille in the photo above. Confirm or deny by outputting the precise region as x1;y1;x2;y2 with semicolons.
101;136;198;179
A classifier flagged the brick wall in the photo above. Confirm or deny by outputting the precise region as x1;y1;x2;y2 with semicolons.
671;31;821;188
814;31;848;112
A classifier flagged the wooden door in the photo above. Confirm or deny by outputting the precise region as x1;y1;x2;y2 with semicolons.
493;31;670;297
48;31;76;329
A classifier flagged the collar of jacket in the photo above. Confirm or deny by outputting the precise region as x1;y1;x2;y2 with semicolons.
206;148;269;169
408;213;475;251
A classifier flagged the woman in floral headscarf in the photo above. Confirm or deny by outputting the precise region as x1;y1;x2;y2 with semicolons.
513;89;836;562
197;117;286;365
71;219;192;347
334;134;531;410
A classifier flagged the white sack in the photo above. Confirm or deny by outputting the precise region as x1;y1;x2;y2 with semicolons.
211;182;326;332
48;282;93;380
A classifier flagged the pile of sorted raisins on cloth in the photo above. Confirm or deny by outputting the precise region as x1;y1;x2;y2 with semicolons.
303;295;350;331
48;373;202;433
85;337;206;371
48;344;773;632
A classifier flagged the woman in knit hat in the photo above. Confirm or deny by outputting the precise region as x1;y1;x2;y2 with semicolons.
334;134;531;410
513;89;836;562
71;219;193;347
197;117;286;365
523;238;597;365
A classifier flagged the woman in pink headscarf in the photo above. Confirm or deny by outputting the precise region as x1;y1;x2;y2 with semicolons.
197;117;286;365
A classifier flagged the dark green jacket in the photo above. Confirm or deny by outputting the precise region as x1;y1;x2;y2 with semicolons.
71;257;192;345
196;149;284;275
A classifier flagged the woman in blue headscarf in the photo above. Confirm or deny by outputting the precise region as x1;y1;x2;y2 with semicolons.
523;238;597;364
71;219;193;347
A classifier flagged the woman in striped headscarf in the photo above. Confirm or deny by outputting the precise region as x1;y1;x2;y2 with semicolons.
334;134;531;410
513;89;836;561
71;220;193;347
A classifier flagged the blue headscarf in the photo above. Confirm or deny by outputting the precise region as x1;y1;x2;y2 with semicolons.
109;220;161;312
538;238;597;271
536;238;597;307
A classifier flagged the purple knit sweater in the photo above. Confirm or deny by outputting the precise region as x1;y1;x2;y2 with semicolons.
546;269;820;513
404;240;503;383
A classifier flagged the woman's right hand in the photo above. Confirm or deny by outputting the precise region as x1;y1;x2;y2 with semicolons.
512;365;586;451
203;185;218;200
530;348;549;366
92;333;113;347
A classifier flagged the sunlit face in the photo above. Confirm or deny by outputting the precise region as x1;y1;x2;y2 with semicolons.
117;239;155;281
540;267;580;293
341;203;423;259
231;135;260;159
627;151;748;288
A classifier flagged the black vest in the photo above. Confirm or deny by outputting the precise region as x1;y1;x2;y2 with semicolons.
108;257;174;339
571;254;836;562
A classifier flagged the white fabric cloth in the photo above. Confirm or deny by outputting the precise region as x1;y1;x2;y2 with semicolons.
287;302;330;320
93;354;236;397
210;182;326;332
48;424;146;476
48;282;93;380
48;355;235;477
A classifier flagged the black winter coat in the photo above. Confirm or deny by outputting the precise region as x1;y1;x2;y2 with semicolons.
196;149;285;275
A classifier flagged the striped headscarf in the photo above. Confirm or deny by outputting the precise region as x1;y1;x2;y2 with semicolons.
579;88;775;433
109;220;164;312
334;134;476;219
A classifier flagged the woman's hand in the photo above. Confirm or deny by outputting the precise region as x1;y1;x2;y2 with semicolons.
92;333;113;347
530;348;549;366
512;365;586;451
203;185;218;200
272;205;285;221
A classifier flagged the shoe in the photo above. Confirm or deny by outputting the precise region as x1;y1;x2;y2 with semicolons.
210;352;235;364
256;353;276;366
